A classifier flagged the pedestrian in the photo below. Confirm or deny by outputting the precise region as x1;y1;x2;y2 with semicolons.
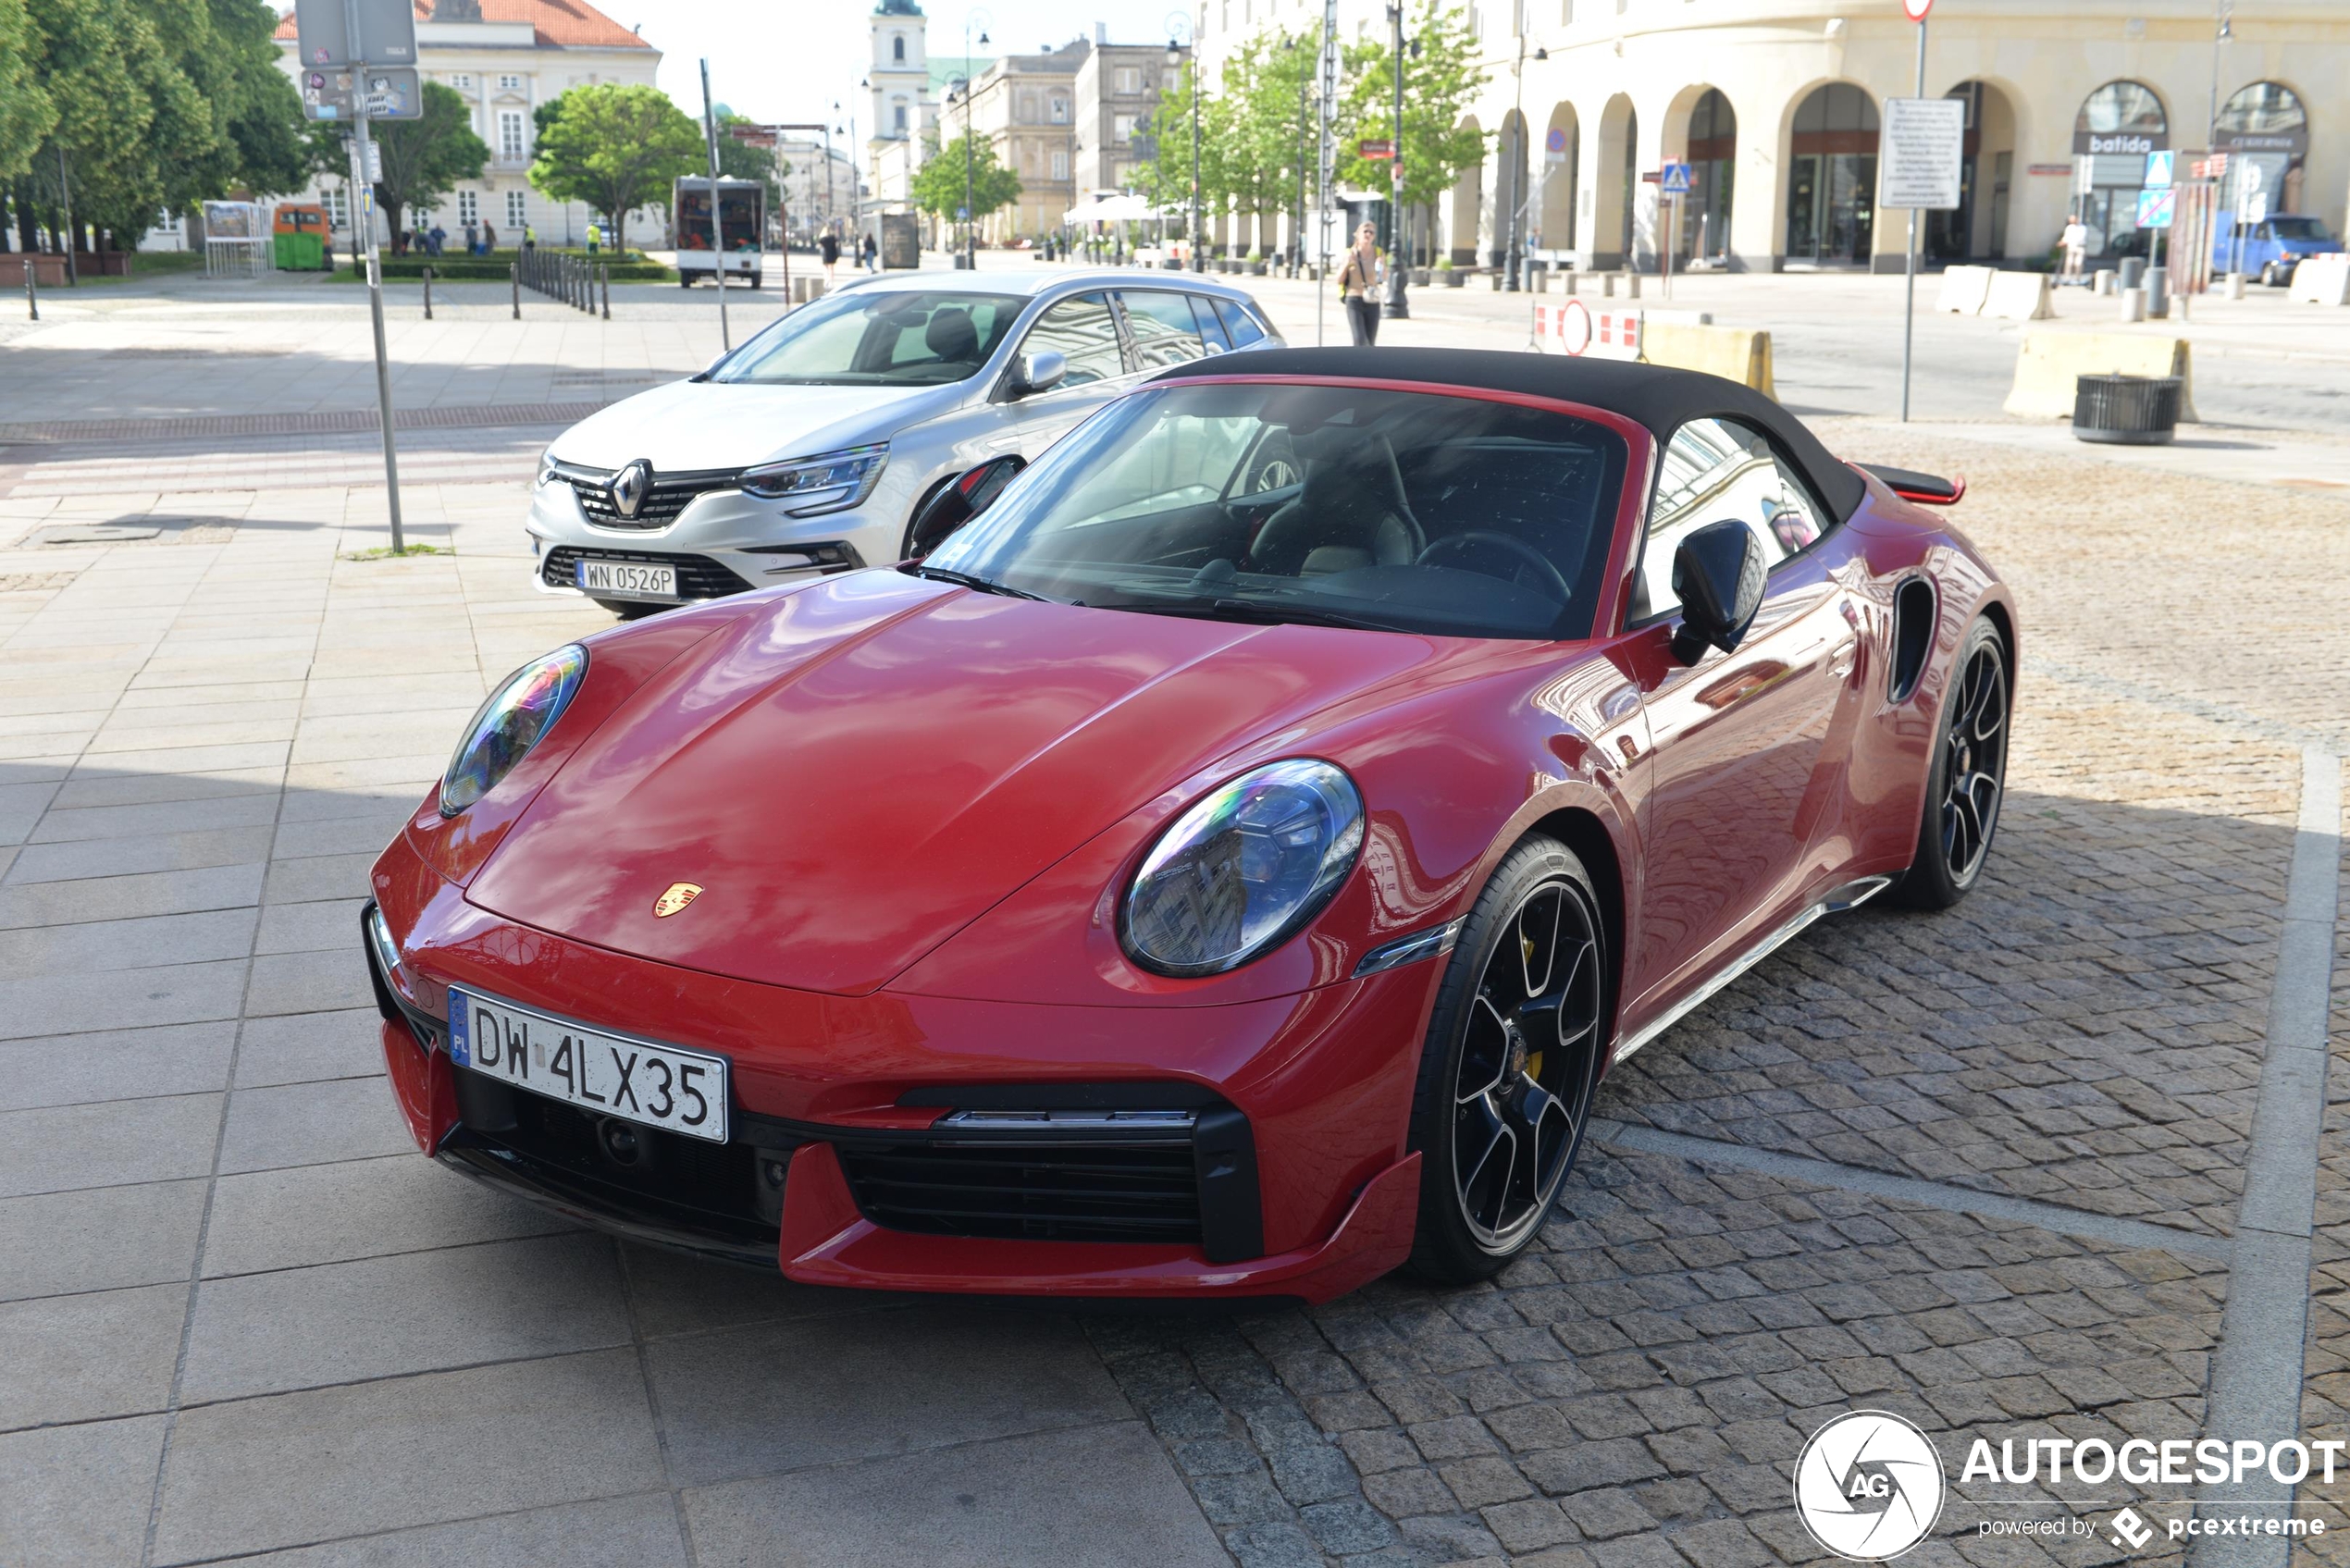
482;219;497;254
1338;221;1388;346
586;220;600;256
860;231;877;273
820;227;840;285
2061;214;2088;284
427;223;446;256
464;220;478;255
523;224;537;252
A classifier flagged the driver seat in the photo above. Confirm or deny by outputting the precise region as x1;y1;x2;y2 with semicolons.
923;307;981;369
1247;431;1423;577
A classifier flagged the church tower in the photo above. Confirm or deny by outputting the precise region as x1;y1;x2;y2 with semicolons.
869;0;928;148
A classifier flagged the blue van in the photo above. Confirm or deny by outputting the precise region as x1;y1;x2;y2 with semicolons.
2212;216;2343;286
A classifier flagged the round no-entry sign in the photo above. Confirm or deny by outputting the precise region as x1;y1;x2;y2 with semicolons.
1902;0;1932;19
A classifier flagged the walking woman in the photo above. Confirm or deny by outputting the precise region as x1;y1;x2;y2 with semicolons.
1338;221;1387;346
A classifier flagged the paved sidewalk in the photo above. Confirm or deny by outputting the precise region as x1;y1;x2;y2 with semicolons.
1;305;2343;1568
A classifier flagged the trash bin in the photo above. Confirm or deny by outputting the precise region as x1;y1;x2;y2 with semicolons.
2118;256;2146;290
2072;374;2181;446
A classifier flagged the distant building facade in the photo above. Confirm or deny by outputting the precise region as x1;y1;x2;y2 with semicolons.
1197;0;2349;274
273;0;664;248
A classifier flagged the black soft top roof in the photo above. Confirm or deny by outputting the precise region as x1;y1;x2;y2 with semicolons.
1147;347;1865;521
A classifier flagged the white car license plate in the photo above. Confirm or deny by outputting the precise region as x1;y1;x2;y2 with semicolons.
576;559;678;600
448;987;729;1143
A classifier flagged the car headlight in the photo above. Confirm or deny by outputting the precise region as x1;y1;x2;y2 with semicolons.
741;444;888;515
536;448;559;488
1121;759;1365;977
439;644;588;817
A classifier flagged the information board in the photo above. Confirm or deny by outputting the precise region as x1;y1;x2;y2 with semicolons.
880;213;921;270
292;0;418;69
1879;97;1965;210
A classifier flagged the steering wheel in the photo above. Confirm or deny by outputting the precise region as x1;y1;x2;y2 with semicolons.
1416;531;1573;604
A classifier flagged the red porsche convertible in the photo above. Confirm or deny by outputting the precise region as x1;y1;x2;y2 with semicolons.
365;348;2013;1303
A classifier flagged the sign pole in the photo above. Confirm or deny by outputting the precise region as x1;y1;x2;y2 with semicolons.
350;107;404;550
1899;11;1926;423
699;60;731;352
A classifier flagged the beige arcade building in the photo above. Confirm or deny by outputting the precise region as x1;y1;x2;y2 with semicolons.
1194;0;2345;273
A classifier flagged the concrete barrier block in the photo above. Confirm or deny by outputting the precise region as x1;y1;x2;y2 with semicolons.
2288;253;2350;305
1643;321;1775;397
1934;265;1995;315
2095;269;2117;297
2119;287;2146;322
1983;271;2055;321
2003;330;2197;422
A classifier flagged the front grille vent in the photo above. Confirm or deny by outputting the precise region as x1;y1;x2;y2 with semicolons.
542;546;752;600
563;466;742;531
838;1140;1204;1244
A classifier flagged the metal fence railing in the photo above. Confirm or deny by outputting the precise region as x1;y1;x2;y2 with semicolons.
513;249;610;319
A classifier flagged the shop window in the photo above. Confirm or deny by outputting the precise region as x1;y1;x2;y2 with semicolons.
1785;83;1877;265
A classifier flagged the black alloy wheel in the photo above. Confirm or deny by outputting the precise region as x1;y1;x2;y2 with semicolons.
1891;616;2010;908
1407;836;1607;1284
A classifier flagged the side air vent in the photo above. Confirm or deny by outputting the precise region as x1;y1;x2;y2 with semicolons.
1889;577;1936;703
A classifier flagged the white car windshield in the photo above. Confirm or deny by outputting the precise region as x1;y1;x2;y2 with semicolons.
710;290;1022;387
923;382;1629;641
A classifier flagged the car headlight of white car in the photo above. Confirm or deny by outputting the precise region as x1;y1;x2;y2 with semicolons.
1121;759;1365;977
741;444;890;516
536;447;560;489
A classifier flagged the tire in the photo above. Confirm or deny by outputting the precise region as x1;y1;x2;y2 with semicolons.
1888;615;2010;909
1405;835;1609;1286
592;599;664;621
2261;263;2278;288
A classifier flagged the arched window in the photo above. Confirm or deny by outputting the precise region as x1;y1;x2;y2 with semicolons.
892;34;906;62
2072;81;2167;258
2216;81;2308;216
1786;84;1877;265
1681;89;1735;265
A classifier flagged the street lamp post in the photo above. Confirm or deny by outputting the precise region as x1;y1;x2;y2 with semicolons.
1385;3;1409;317
822;110;836;236
1504;13;1530;292
1286;37;1307;276
1166;13;1201;273
962;10;991;267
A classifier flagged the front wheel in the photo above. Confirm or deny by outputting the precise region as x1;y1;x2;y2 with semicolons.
1406;836;1608;1286
1889;615;2010;908
2261;263;2278;288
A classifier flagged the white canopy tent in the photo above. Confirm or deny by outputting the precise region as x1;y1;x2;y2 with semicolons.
1061;193;1174;226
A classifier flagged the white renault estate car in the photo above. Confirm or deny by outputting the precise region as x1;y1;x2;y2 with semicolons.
527;269;1284;615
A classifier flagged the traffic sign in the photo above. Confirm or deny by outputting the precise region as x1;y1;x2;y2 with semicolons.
2143;149;2173;187
1880;97;1964;209
1901;0;1932;19
1659;160;1692;195
2134;186;2175;229
1357;139;1394;160
293;0;417;69
1545;128;1567;154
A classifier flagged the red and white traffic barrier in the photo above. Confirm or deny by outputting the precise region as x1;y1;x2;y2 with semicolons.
1532;300;1643;359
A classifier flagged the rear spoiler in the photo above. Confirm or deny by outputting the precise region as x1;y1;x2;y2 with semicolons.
1856;463;1965;506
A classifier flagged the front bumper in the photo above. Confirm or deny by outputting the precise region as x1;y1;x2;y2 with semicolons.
525;476;910;607
364;835;1435;1303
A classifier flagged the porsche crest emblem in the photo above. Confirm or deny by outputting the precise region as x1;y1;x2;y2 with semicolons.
652;882;703;918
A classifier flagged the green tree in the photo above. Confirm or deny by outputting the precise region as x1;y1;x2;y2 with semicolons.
529;83;702;249
0;0;57;183
206;0;308;198
1136;60;1222;236
909;130;1020;227
1337;2;1489;219
313;81;489;253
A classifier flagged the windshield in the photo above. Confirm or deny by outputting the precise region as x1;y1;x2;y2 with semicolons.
711;290;1021;387
924;383;1628;640
2270;217;2330;241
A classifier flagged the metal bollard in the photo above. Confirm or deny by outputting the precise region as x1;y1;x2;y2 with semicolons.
600;262;609;320
22;259;34;321
511;260;520;318
1624;271;1641;300
422;265;433;320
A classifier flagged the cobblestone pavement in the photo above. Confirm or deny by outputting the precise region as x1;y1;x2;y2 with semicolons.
0;342;2340;1567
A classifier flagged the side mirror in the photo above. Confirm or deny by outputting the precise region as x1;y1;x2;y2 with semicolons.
1668;519;1766;665
1010;349;1067;398
906;454;1027;559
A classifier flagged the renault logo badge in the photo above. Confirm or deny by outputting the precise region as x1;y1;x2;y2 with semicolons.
611;459;652;519
652;882;702;918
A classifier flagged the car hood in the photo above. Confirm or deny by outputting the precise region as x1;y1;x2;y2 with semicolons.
548;378;960;472
464;571;1436;995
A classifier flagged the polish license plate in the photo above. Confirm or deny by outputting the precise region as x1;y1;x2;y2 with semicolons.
447;987;728;1142
576;559;678;600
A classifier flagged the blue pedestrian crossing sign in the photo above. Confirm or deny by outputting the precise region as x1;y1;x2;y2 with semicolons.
1660;160;1693;195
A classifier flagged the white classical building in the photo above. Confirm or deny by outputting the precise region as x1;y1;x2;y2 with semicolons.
272;0;666;249
1197;0;2348;274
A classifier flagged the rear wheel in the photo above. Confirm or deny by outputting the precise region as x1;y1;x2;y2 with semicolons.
1889;616;2010;908
1405;836;1608;1286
